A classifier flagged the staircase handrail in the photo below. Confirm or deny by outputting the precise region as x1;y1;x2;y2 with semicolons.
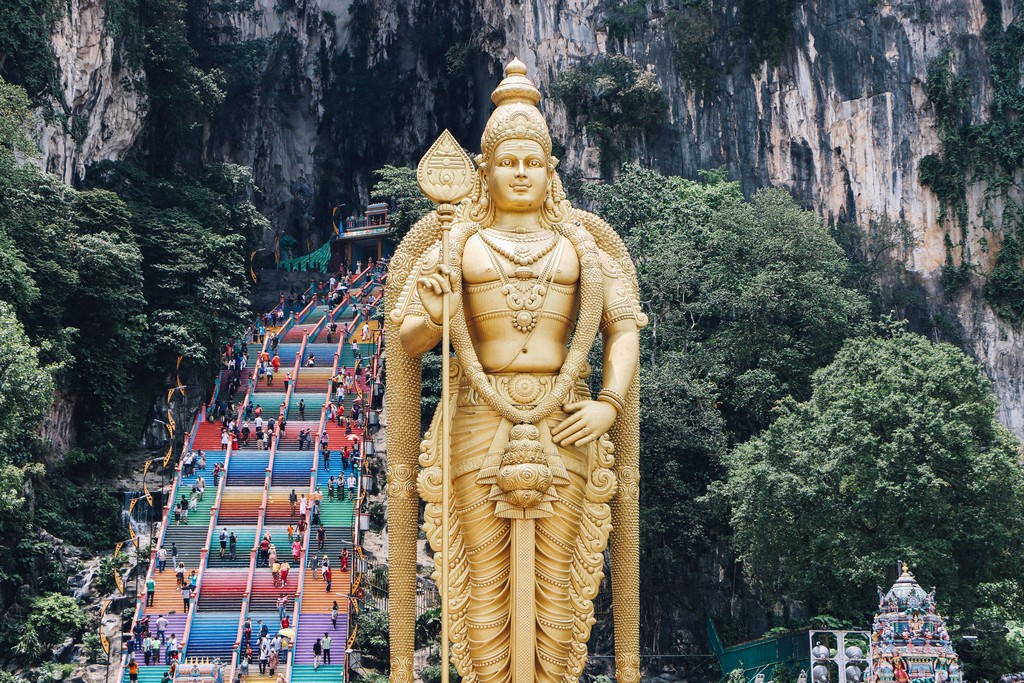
175;347;262;672
218;308;275;683
346;546;366;651
295;296;319;326
176;429;236;667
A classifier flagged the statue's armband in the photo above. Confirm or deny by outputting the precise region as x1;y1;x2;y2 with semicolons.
599;252;643;333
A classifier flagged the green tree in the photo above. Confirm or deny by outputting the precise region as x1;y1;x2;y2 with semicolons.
84;160;263;374
0;162;79;368
370;165;433;245
66;230;147;453
25;592;88;652
551;55;667;175
0;77;35;157
584;165;868;649
0;301;55;462
72;189;135;240
0;0;61;98
585;165;868;442
713;324;1024;674
356;609;390;665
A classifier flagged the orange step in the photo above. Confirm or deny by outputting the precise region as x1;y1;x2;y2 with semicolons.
148;570;191;614
299;569;351;613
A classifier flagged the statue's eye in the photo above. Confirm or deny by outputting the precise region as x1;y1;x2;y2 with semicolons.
499;158;513;166
529;159;542;167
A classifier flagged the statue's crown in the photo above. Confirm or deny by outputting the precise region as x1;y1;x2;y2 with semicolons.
491;58;541;107
481;58;552;159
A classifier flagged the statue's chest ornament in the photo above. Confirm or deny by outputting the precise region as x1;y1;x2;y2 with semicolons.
479;228;565;333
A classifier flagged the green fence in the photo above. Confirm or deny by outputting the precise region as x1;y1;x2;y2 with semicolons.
279;240;332;273
707;617;809;682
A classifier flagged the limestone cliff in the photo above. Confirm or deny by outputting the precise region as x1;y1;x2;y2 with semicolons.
40;0;146;183
39;0;1024;433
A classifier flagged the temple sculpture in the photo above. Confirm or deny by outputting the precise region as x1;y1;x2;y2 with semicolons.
869;564;962;683
384;59;646;683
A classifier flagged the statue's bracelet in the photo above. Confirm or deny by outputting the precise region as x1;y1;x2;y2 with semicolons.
419;312;442;332
597;388;626;415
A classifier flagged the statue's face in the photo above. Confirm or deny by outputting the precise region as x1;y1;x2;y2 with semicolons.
486;139;548;214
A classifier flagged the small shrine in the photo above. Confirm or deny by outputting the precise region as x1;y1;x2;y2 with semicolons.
869;563;962;683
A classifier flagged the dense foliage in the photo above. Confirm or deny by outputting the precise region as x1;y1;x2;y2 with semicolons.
551;54;668;175
370;166;434;245
356;609;391;667
0;75;262;665
0;0;61;98
713;324;1024;678
103;0;267;176
585;165;869;648
586;165;868;442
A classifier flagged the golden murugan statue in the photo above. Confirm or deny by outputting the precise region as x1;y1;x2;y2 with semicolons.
385;59;646;683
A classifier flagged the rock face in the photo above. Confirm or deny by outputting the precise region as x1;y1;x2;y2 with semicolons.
41;0;146;183
41;0;1023;437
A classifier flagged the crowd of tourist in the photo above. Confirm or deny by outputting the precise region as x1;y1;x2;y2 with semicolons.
126;260;387;683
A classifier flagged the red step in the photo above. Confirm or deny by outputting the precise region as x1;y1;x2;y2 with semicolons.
193;420;226;450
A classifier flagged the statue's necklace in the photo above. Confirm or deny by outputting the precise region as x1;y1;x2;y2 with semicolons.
479;228;559;267
447;217;605;427
480;232;564;333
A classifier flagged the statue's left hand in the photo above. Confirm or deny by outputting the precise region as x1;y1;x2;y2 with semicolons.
552;400;617;447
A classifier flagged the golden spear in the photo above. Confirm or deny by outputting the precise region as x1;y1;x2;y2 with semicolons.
416;130;474;683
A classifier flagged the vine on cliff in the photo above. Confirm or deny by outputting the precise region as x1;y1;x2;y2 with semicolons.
919;2;1024;320
551;54;668;177
0;0;63;99
599;0;800;90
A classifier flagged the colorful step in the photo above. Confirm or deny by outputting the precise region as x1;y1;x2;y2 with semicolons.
225;450;271;487
292;614;347;664
216;487;265;525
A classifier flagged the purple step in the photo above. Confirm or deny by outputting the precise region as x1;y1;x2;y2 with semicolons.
133;613;188;666
292;614;347;664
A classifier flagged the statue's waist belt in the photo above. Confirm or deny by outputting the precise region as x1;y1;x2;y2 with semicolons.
457;372;588;409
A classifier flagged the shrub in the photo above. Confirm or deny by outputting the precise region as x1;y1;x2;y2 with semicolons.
27;593;88;651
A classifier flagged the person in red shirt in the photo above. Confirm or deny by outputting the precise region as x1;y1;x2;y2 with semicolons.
324;565;332;592
271;354;281;373
259;538;270;567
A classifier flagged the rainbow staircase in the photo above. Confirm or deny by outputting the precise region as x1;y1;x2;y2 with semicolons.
119;273;384;683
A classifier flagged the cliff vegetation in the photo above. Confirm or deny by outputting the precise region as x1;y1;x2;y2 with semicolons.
0;75;262;673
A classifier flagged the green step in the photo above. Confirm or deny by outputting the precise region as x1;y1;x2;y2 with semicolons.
317;499;354;527
177;495;216;527
123;668;171;683
290;664;345;682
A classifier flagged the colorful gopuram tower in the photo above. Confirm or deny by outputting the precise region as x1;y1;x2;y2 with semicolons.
869;564;962;683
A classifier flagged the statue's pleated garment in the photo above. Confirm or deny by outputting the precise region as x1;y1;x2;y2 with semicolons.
418;379;616;683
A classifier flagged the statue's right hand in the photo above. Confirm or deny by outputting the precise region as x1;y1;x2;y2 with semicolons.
416;264;460;326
